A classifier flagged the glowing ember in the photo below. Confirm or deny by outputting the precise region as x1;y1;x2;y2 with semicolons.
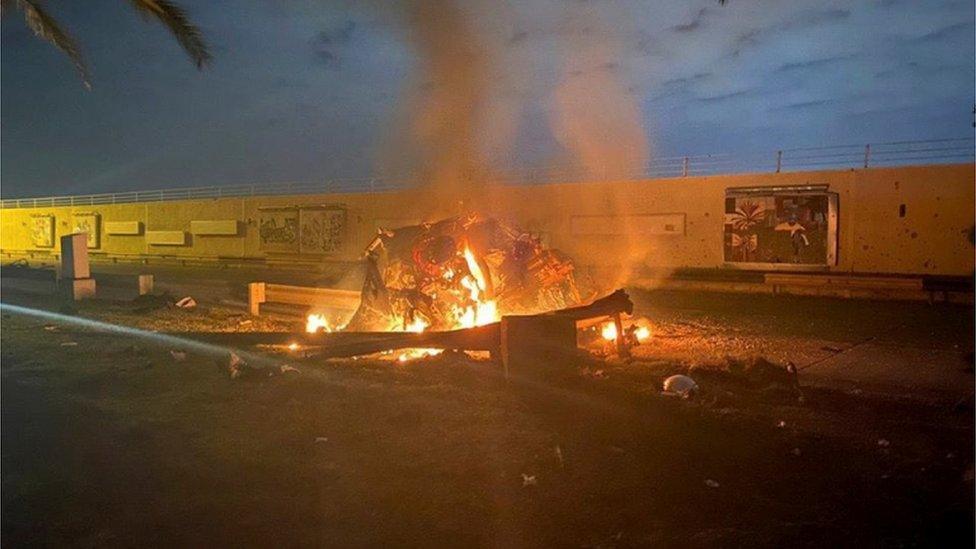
287;342;300;351
635;326;651;342
397;348;443;362
306;313;331;333
601;322;618;341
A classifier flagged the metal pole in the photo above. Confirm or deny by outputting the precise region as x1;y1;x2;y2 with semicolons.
776;150;782;173
682;157;689;177
863;144;871;168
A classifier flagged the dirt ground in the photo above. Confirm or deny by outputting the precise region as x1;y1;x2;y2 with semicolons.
1;284;973;547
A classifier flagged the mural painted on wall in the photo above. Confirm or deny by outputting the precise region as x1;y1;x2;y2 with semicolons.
71;213;100;248
300;208;345;254
30;215;55;248
258;208;300;253
724;193;829;264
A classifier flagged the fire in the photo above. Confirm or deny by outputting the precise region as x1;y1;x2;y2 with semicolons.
397;348;443;362
457;246;499;329
404;316;429;333
601;320;651;342
287;342;300;351
306;313;331;333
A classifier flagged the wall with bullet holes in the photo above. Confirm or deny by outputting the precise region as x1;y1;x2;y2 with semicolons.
1;163;972;277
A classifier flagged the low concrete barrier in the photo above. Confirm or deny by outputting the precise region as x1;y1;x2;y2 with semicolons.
248;282;360;316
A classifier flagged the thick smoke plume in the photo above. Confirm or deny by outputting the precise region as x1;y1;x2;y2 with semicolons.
382;0;650;212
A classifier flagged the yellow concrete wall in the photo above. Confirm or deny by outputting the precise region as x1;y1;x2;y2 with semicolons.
2;163;973;276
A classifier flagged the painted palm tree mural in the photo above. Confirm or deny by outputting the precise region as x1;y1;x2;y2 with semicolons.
1;0;209;89
727;200;765;262
724;193;831;265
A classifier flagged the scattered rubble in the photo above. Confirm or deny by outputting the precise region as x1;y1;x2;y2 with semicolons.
227;352;246;378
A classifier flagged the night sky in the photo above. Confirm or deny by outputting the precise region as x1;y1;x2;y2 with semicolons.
2;0;973;198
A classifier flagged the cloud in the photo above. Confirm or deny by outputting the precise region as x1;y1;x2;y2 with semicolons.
775;54;856;73
309;20;357;68
909;22;973;43
697;89;754;103
671;7;708;33
772;99;833;111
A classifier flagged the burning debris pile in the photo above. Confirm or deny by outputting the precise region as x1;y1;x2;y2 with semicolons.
345;213;583;333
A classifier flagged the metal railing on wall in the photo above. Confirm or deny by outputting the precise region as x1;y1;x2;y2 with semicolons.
1;137;972;209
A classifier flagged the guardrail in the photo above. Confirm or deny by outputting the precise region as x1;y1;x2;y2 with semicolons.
2;137;972;209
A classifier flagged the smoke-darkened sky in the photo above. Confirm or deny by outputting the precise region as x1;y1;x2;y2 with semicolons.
2;0;973;197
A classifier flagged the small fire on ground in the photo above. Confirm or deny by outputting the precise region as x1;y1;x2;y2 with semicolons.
601;321;651;343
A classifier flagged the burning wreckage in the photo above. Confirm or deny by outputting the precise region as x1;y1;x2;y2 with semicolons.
345;213;583;333
198;214;650;372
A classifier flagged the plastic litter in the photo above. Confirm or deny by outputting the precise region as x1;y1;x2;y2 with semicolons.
175;296;197;309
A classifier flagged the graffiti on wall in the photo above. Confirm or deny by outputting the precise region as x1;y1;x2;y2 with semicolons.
258;208;299;252
724;190;834;265
72;212;100;248
259;206;345;254
300;208;345;254
30;215;55;248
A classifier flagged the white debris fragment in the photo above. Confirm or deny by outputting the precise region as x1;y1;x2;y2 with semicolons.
43;324;58;331
60;341;78;347
175;296;197;309
554;446;564;468
280;364;300;374
315;437;329;443
704;479;720;488
877;439;891;448
521;474;537;487
228;352;245;378
169;350;187;362
776;420;787;428
663;374;699;396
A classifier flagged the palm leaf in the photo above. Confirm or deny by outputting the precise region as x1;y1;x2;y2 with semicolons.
128;0;210;68
8;0;90;88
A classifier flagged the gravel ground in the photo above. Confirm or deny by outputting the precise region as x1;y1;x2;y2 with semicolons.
1;283;973;546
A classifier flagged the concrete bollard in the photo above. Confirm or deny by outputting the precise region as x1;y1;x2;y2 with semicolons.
60;233;95;300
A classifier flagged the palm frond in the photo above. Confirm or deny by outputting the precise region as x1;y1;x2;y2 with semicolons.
128;0;210;68
12;0;90;89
